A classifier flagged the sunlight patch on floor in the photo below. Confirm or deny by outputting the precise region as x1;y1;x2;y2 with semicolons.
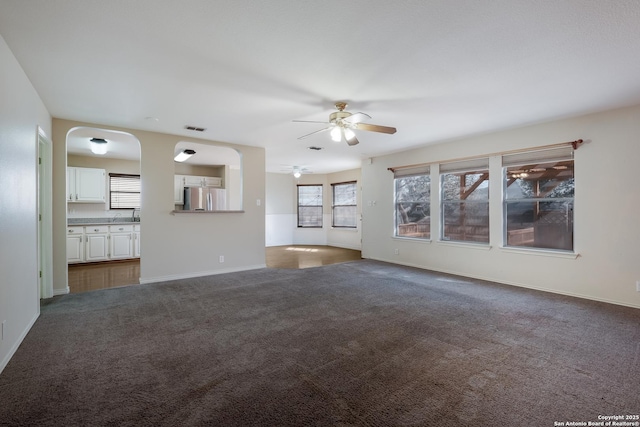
286;247;319;252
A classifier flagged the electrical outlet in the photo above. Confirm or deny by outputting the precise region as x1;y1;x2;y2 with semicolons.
394;249;399;255
219;255;224;263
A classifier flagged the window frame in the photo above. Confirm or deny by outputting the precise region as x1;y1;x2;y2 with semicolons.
439;159;490;244
394;166;431;240
109;173;141;210
331;181;358;229
502;148;575;252
297;184;323;228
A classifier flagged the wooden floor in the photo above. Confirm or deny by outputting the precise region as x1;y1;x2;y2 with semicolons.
68;259;140;294
67;246;361;293
266;245;361;269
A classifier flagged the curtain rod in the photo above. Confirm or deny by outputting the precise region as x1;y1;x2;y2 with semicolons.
387;139;583;173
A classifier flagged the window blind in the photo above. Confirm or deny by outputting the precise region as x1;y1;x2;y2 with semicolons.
109;174;141;209
502;146;573;167
440;158;489;174
393;165;430;178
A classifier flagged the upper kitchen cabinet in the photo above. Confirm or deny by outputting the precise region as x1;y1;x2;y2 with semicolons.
67;167;106;203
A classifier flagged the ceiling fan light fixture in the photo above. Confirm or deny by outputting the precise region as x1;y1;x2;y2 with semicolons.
90;138;108;155
174;149;196;162
330;127;342;142
293;171;302;178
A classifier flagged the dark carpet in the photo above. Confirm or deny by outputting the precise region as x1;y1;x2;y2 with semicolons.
1;260;639;426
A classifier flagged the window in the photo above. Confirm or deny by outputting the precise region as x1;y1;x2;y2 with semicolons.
394;166;430;239
109;173;141;209
440;158;489;243
503;147;574;251
297;185;323;227
332;182;357;228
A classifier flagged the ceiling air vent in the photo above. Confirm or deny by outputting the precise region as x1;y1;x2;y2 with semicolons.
308;146;323;151
185;126;206;132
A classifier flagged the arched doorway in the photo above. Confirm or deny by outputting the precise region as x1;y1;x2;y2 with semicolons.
65;127;142;293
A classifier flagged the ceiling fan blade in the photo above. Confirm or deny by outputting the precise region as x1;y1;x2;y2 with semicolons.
293;120;330;124
346;133;360;146
344;112;371;124
355;123;397;134
297;126;332;140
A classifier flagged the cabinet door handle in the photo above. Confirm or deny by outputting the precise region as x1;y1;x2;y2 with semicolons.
75;194;78;200
94;228;99;232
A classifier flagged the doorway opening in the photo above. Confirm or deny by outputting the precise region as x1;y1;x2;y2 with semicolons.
37;127;53;299
65;127;141;293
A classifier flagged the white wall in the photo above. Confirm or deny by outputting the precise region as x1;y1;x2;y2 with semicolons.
265;172;295;246
362;104;640;309
0;35;52;373
52;119;266;288
266;169;362;250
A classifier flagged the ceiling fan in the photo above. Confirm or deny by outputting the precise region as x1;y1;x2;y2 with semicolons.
281;165;312;178
293;102;397;146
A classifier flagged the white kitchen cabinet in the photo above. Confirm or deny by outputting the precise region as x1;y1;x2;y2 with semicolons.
109;225;133;259
183;175;203;187
67;167;106;203
66;227;84;263
85;226;108;262
181;175;222;188
203;176;222;187
174;175;185;204
133;225;141;258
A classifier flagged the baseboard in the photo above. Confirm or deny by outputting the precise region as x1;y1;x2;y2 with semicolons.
0;311;39;375
364;256;640;310
53;286;69;296
139;264;267;285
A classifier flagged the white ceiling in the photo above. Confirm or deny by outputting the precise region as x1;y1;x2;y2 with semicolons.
2;1;640;173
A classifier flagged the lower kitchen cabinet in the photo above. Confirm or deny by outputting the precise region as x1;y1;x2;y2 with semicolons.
133;225;141;258
85;226;109;262
67;227;84;263
109;225;134;259
67;224;141;263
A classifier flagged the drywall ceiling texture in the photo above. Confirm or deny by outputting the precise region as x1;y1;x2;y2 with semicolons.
1;1;640;175
361;104;640;309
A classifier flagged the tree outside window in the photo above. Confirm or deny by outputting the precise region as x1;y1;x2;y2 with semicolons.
440;159;489;243
503;147;574;251
394;167;430;239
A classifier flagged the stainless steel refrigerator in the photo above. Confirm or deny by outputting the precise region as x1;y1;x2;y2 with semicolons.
183;187;227;211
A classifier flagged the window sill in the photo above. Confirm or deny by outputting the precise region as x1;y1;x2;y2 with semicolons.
331;227;359;232
437;240;492;250
171;210;245;214
392;236;432;244
499;246;579;259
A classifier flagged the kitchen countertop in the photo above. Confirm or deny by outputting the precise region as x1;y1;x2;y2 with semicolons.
68;218;140;226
